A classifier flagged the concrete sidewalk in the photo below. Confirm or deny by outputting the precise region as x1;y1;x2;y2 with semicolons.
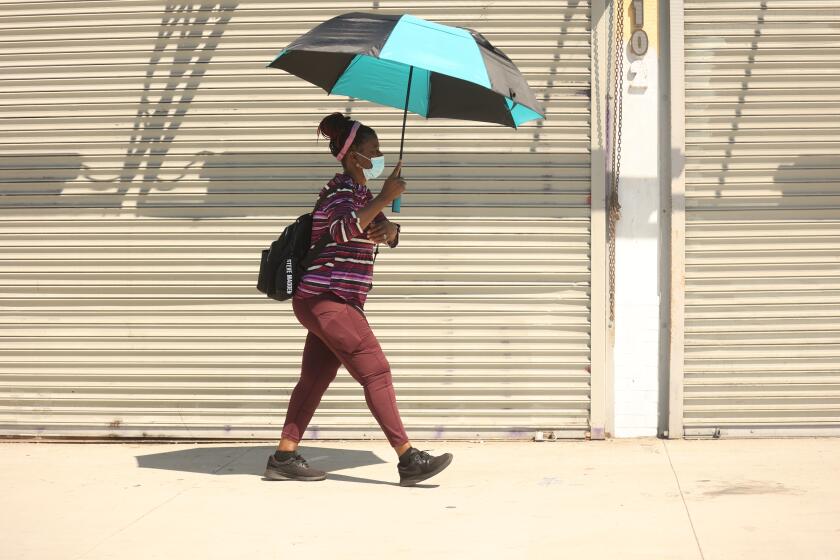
2;437;839;560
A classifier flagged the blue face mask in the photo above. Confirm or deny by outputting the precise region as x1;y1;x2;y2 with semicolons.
354;152;385;180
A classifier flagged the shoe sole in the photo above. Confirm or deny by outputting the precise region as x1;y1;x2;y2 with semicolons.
263;468;327;481
399;453;453;487
263;458;327;481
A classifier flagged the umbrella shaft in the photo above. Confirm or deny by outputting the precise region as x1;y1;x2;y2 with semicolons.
398;65;414;174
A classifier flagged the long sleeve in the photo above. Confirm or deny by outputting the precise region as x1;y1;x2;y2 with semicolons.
299;175;382;310
373;212;399;248
323;191;363;244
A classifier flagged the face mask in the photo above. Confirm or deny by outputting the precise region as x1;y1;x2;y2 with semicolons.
354;152;385;180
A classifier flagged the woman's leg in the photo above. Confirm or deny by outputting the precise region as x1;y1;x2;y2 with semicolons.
278;329;341;451
293;294;411;453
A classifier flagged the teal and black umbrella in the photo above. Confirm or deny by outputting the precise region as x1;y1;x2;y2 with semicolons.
266;11;545;212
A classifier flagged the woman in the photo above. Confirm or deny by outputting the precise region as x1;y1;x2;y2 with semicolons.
264;112;453;486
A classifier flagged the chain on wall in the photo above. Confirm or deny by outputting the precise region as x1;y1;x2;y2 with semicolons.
608;0;624;326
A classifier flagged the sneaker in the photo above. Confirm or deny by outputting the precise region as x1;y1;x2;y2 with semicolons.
397;448;453;486
264;451;327;481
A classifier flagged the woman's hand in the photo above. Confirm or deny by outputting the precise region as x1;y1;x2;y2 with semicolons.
379;160;406;203
367;220;399;244
357;161;406;231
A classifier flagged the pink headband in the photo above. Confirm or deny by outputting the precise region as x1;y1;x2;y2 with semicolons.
335;121;360;161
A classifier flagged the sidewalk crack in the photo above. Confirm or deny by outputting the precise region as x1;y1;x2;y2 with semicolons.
662;439;706;560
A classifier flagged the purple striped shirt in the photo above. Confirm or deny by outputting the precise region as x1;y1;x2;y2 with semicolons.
294;173;399;310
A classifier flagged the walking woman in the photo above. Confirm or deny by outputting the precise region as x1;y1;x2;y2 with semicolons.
264;112;453;486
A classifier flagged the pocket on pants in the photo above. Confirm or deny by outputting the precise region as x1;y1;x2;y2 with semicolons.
320;305;364;354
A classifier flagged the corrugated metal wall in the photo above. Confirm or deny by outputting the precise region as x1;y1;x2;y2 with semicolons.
0;1;592;440
683;1;840;436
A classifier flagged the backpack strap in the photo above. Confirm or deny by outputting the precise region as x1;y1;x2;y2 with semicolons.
300;190;333;269
301;231;332;269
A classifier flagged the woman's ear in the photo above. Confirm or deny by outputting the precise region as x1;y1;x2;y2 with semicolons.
351;150;368;169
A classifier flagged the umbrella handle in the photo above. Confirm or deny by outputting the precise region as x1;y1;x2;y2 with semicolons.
392;65;413;214
392;146;402;213
391;157;402;212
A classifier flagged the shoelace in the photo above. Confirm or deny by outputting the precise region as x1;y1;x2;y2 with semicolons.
412;449;433;464
277;452;309;467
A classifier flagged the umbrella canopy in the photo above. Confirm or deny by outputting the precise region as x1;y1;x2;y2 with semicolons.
266;11;546;128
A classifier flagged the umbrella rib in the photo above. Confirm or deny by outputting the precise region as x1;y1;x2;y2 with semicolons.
327;54;363;96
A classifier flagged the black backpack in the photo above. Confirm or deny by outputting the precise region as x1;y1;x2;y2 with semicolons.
256;193;332;301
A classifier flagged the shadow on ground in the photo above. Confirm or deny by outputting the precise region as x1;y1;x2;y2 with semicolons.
134;444;439;487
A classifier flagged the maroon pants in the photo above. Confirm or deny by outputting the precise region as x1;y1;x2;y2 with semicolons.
281;292;409;447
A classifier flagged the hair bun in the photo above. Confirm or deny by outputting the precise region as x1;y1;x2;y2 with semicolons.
317;112;353;142
316;112;373;159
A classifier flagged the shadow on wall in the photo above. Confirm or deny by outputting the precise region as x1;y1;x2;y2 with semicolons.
0;1;246;213
113;1;237;202
531;0;586;153
771;155;839;210
1;149;582;219
0;151;343;217
693;155;840;216
0;2;578;220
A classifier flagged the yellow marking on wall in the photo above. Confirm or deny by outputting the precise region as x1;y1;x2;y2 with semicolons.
622;0;658;53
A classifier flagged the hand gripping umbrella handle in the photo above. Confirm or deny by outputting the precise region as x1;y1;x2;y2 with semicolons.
392;65;413;213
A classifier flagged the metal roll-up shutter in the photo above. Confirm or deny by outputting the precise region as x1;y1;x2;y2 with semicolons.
0;1;592;440
682;1;840;436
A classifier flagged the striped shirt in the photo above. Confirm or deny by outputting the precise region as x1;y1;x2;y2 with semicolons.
294;172;399;310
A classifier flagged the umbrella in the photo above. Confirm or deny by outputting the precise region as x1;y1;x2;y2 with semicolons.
266;11;546;212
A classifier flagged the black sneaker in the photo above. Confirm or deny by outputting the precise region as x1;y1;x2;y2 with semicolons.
397;448;453;486
263;452;327;481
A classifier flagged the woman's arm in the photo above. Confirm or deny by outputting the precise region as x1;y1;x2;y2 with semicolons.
368;215;400;248
325;162;405;243
355;195;391;231
357;160;405;230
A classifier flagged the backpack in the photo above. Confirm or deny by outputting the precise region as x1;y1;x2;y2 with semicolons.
256;193;332;301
